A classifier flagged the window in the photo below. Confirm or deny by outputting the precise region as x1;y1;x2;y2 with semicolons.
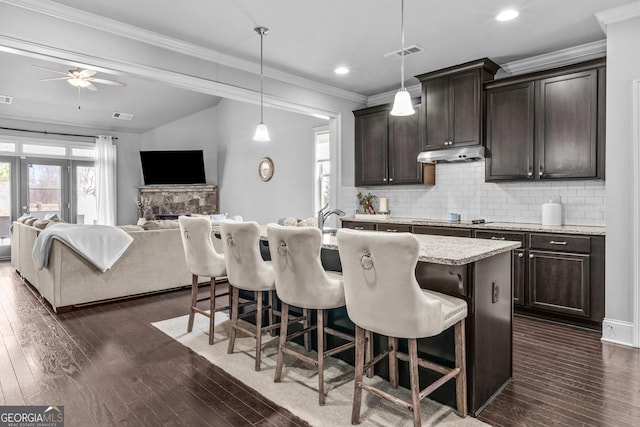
314;129;330;213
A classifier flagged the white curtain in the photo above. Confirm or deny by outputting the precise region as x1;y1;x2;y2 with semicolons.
95;135;117;226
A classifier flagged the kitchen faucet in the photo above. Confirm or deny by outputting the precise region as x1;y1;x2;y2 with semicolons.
317;204;345;232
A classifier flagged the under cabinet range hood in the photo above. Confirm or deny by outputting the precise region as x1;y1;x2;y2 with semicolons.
417;146;485;164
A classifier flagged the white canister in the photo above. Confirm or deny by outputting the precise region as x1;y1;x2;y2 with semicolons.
541;199;562;226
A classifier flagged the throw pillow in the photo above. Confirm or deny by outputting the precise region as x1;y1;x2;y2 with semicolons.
32;219;50;230
24;217;39;226
45;219;64;228
141;220;180;230
17;214;33;223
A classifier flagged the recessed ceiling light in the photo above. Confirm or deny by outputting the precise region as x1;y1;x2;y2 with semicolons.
496;9;519;22
334;66;349;75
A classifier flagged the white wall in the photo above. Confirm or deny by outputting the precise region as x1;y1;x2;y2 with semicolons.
140;106;219;185
342;160;605;226
216;99;325;223
603;13;640;346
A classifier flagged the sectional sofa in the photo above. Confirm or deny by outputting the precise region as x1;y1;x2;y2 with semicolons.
11;221;218;313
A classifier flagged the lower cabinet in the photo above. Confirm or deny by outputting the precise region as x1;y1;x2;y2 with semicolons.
528;250;590;317
341;220;604;329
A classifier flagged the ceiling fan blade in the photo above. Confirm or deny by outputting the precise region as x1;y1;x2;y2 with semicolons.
87;77;127;87
86;83;98;92
40;77;71;82
31;64;70;76
78;69;97;78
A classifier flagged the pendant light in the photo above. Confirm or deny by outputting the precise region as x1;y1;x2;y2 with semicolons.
253;26;270;141
390;0;415;116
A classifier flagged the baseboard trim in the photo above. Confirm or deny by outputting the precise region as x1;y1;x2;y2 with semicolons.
601;318;635;347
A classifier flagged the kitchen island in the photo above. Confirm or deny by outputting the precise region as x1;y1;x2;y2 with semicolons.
243;227;519;415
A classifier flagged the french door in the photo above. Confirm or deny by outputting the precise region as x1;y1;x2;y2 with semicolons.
19;157;70;221
0;156;18;259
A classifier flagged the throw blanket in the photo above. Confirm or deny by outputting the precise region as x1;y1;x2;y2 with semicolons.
33;223;134;272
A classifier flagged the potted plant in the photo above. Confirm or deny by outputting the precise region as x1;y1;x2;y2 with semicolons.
357;192;377;214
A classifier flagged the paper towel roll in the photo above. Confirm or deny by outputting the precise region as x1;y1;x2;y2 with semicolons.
542;202;562;226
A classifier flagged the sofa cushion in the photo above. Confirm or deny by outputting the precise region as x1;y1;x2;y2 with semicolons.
17;215;34;223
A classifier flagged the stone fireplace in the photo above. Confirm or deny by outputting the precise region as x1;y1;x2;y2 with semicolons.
139;184;218;219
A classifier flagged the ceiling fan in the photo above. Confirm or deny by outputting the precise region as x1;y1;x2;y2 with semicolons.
32;65;127;91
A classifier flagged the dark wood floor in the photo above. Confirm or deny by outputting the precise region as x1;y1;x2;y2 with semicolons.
1;261;639;427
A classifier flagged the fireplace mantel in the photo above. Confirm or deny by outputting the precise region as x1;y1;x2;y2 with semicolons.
139;184;218;219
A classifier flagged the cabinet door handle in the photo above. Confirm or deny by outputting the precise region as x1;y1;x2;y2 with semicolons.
444;141;449;146
389;177;394;182
383;178;387;182
490;236;506;240
539;165;544;177
529;254;535;259
354;227;364;230
549;240;567;245
518;253;524;258
527;171;533;177
386;229;397;232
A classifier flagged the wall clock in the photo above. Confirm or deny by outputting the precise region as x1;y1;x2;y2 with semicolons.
258;157;274;181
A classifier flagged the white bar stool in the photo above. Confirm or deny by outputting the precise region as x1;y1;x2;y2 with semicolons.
337;228;468;426
178;216;230;345
220;220;280;371
267;223;356;405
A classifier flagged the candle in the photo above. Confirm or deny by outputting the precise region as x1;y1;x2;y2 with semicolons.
379;197;388;213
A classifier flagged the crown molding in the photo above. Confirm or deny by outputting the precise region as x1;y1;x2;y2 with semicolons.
1;0;366;104
499;40;607;76
0;33;340;121
595;1;640;34
366;84;421;107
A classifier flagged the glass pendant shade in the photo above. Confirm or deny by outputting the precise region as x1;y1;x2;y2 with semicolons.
68;78;91;88
390;88;414;116
253;122;270;141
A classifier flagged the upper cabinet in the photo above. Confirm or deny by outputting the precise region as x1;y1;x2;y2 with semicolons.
416;58;500;151
354;104;422;186
485;59;606;182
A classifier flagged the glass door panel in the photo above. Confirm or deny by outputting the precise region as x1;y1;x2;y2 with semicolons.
20;158;70;221
0;157;17;259
74;163;96;224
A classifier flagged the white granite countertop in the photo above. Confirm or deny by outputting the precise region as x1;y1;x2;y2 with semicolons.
247;225;520;266
341;216;606;236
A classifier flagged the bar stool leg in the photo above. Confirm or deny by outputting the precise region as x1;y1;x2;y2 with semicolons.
455;319;467;417
408;338;421;427
227;286;239;354
255;291;264;371
274;302;289;383
187;274;198;333
303;308;311;352
389;336;398;388
317;308;325;405
351;325;365;425
209;277;216;345
268;290;276;336
365;330;374;378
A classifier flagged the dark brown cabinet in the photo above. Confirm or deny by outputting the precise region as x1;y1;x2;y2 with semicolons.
485;59;605;182
485;82;535;180
529;250;590;317
474;230;527;307
354;104;422;186
341;221;376;231
412;225;472;237
416;58;499;151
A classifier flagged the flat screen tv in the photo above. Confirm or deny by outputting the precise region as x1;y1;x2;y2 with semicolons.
140;150;206;185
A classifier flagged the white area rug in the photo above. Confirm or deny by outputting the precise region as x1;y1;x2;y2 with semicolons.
152;314;489;427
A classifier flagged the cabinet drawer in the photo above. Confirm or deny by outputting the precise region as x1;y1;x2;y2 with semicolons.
412;226;472;238
530;233;590;253
376;223;412;233
474;230;526;246
341;221;376;231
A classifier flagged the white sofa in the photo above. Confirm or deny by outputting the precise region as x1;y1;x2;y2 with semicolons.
11;221;219;313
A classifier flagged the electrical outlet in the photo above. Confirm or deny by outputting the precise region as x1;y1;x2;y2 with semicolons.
492;282;499;303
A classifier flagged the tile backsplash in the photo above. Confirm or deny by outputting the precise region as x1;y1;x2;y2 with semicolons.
342;160;605;226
